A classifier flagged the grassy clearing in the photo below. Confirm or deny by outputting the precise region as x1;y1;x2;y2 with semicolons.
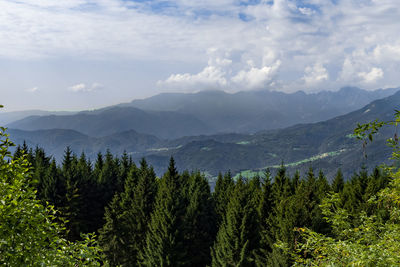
233;149;347;180
236;141;251;145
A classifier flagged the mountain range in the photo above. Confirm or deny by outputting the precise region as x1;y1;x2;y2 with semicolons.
7;87;398;139
5;87;400;181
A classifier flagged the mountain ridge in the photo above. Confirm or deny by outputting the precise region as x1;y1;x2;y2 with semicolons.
7;90;400;181
7;87;399;139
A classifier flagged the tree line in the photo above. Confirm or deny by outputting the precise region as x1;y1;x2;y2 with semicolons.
13;142;391;266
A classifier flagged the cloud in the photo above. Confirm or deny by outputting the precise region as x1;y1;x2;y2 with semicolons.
159;48;231;90
159;47;281;91
69;83;87;92
303;63;329;86
358;67;384;83
1;0;400;93
232;60;281;89
69;82;103;92
26;86;39;93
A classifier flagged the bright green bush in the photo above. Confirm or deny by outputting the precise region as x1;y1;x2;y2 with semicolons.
286;111;400;266
0;127;103;266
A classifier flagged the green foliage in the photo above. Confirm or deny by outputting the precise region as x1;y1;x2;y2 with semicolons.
0;127;103;266
213;172;234;225
99;158;157;266
140;157;188;266
183;171;217;266
211;178;261;267
288;111;400;266
5;106;400;266
331;169;344;193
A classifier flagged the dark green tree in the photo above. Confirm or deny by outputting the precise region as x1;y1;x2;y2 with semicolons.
140;157;187;266
331;169;344;193
183;172;217;266
211;178;260;267
213;172;234;225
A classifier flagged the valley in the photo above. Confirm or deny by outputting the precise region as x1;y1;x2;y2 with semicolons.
5;88;400;181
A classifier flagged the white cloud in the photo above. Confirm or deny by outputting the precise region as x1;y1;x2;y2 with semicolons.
159;48;232;90
358;67;384;83
232;60;281;89
1;0;400;94
69;82;103;92
69;83;88;92
161;66;228;89
373;44;400;62
26;86;39;93
303;63;329;86
298;7;316;16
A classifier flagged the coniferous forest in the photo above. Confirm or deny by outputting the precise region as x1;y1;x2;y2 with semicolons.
6;143;392;266
2;112;400;266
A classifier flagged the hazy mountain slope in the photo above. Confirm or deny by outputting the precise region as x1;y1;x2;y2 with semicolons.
139;90;400;179
8;128;161;160
7;87;398;140
6;89;400;180
127;87;399;133
0;110;76;125
8;106;212;139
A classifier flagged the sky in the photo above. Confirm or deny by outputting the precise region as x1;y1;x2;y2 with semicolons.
1;0;400;111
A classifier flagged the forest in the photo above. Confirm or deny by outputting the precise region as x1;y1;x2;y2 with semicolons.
1;113;400;266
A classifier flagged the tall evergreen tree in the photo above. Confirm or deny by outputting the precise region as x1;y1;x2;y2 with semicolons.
61;149;82;240
140;157;187;266
99;158;142;266
128;159;157;265
213;172;234;225
255;170;274;266
211;178;260;267
332;169;345;193
183;172;217;267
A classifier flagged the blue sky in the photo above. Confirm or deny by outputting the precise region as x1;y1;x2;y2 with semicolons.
1;0;400;111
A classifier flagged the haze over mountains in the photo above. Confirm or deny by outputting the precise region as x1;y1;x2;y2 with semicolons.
0;110;76;125
7;87;398;139
5;87;400;180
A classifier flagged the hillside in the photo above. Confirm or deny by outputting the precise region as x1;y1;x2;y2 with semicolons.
7;87;398;140
0;110;76;125
136;90;400;179
8;106;212;139
127;87;399;133
8;128;161;160
6;90;399;181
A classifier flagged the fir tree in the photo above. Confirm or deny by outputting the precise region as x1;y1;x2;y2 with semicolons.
254;170;274;266
211;178;260;267
213;171;234;225
140;157;187;266
183;172;217;267
332;169;344;193
128;159;157;265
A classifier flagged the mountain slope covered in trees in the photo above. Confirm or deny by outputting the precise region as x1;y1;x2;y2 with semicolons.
133;90;400;179
8;107;211;139
7;87;398;139
127;87;399;133
6;89;400;180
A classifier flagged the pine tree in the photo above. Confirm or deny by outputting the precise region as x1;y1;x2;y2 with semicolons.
211;178;260;267
31;147;51;200
332;169;344;193
140;157;187;266
61;149;82;241
255;170;274;266
272;163;291;203
128;159;157;265
213;172;234;225
41;158;63;207
99;193;124;266
183;172;217;267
